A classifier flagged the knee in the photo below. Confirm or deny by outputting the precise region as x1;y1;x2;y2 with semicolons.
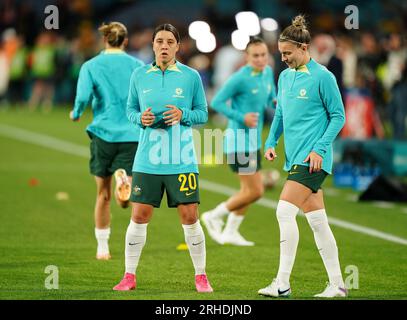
133;213;150;224
182;215;198;225
179;205;198;225
97;189;111;203
180;210;198;225
247;185;264;202
276;200;299;222
302;200;317;213
305;209;328;232
256;184;265;198
132;207;152;223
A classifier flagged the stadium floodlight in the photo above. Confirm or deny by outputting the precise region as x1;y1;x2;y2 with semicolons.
235;11;261;36
188;21;211;40
261;18;278;31
231;29;250;50
196;32;216;53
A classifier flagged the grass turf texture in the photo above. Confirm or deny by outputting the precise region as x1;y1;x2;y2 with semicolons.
0;107;406;300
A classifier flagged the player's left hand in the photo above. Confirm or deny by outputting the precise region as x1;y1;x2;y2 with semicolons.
303;151;323;173
163;105;182;126
69;110;79;122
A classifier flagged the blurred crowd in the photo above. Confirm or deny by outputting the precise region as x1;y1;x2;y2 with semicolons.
0;0;406;139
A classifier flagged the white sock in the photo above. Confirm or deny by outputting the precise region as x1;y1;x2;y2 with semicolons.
306;209;344;287
125;220;148;275
182;221;206;275
210;202;229;219
95;228;110;255
223;212;244;235
276;200;299;289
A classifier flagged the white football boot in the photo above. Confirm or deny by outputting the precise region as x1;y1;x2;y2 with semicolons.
201;211;224;244
314;282;348;298
220;231;254;246
258;278;291;298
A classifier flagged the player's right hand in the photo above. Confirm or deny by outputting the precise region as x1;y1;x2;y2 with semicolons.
244;112;259;128
264;148;277;161
141;107;155;126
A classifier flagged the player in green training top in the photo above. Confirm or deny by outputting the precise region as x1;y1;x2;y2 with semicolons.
113;24;213;293
202;37;277;246
258;15;347;298
70;22;144;261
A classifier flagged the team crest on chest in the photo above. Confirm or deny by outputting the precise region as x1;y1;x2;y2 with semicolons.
297;88;308;99
173;88;184;98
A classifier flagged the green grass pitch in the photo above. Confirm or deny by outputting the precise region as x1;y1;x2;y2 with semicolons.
0;107;406;300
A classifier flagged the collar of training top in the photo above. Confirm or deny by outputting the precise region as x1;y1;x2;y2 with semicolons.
103;48;124;54
246;64;265;77
291;58;315;74
146;60;182;73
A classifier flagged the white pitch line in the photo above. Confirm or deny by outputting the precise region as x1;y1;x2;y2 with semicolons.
371;201;395;209
0;124;89;158
1;123;407;246
346;194;359;202
323;188;340;197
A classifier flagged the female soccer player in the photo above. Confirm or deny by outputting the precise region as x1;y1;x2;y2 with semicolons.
70;22;144;260
113;24;212;293
258;15;347;298
202;37;276;246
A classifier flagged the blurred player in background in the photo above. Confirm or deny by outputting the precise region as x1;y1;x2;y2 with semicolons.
113;24;213;293
258;15;347;298
70;22;144;260
202;37;277;246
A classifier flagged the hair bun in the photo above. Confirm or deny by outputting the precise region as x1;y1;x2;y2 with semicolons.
292;15;307;30
108;27;119;40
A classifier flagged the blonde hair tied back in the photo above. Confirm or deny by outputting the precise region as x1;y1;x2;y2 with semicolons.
98;22;128;47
